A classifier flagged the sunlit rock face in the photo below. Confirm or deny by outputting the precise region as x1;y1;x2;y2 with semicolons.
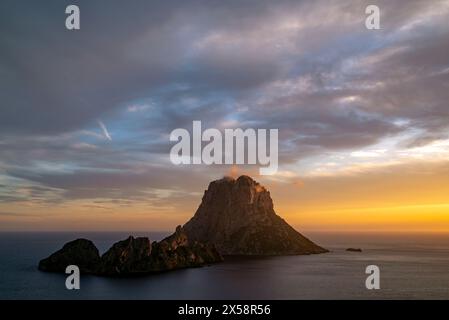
183;175;328;255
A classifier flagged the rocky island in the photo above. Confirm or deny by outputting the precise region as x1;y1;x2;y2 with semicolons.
39;226;223;276
39;175;327;276
184;175;327;255
346;248;362;252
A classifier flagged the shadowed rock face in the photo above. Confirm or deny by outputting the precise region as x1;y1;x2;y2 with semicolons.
38;239;101;273
98;226;223;276
98;236;153;275
183;175;328;255
148;226;223;273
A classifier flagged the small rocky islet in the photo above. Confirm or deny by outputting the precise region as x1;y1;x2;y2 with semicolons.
39;175;328;277
346;248;362;252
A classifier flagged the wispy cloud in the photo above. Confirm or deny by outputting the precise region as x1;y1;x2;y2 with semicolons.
98;120;112;141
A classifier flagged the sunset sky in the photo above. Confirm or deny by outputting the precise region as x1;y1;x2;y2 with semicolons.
1;0;448;232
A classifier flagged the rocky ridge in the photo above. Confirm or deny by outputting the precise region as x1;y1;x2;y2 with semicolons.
39;226;223;276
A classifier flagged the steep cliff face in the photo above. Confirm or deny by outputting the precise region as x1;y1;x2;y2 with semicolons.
183;175;328;255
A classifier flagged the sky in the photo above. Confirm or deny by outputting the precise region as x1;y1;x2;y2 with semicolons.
0;0;449;232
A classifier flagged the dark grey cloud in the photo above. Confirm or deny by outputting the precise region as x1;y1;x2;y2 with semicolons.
0;0;287;135
0;0;448;206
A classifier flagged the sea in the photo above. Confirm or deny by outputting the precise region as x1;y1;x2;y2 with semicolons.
0;231;448;300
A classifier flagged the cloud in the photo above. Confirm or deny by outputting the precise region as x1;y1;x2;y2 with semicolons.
98;120;112;141
0;0;448;217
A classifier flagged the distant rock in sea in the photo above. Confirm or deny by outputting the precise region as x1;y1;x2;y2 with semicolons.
346;248;362;252
183;175;328;255
39;226;223;276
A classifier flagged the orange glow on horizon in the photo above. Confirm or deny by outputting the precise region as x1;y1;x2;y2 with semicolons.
1;161;448;233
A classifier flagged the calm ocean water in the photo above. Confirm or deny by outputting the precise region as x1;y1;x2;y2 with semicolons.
0;232;448;300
